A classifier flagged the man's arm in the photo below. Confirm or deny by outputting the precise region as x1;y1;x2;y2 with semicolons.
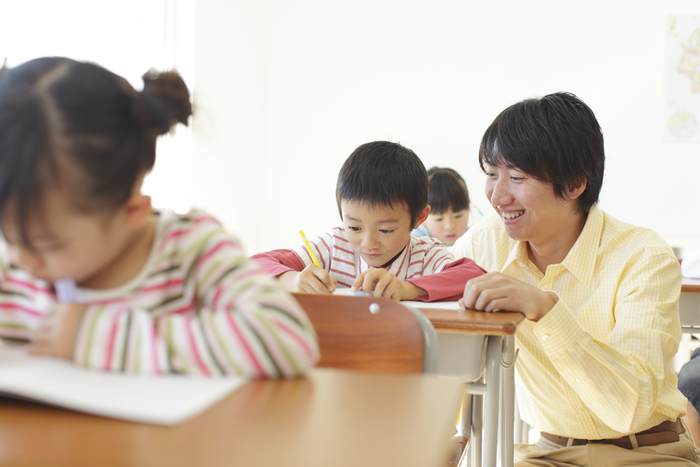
533;254;682;433
463;252;683;434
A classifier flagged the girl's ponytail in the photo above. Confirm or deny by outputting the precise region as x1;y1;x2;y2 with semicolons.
132;71;192;136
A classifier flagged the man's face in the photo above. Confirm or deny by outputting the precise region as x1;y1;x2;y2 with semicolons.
484;162;581;248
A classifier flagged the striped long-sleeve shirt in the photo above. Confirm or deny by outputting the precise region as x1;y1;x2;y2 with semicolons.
252;227;486;301
0;210;319;377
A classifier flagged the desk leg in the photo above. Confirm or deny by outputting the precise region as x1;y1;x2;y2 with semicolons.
501;335;515;467
483;336;501;467
469;393;483;467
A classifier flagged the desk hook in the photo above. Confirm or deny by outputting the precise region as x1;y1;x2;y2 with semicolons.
500;341;519;369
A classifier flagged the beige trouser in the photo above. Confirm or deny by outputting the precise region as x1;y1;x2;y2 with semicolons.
515;423;700;467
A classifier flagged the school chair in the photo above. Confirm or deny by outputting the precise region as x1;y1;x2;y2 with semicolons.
293;293;472;466
291;293;438;373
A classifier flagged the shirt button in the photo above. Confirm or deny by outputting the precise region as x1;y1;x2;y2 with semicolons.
575;378;582;383
542;285;548;291
542;334;550;341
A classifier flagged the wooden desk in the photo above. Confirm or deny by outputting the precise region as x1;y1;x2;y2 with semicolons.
420;307;524;336
405;302;524;467
0;368;464;467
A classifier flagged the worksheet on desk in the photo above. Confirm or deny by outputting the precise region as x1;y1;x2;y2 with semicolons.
0;342;248;426
331;289;462;309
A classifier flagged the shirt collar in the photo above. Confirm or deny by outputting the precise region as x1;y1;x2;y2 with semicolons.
561;204;602;287
501;205;603;287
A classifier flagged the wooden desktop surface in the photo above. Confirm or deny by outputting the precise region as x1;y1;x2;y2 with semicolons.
405;300;525;336
0;368;464;467
422;307;524;335
682;277;700;293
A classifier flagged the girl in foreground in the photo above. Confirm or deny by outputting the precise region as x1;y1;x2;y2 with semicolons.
0;57;318;376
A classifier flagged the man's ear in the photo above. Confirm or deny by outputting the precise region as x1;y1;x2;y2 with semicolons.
413;205;430;229
567;179;587;200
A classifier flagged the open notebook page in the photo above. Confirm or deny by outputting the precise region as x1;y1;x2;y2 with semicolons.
0;342;248;426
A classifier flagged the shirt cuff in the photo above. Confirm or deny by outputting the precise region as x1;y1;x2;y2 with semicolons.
533;298;584;355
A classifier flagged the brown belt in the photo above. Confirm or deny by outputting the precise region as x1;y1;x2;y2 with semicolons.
540;419;685;450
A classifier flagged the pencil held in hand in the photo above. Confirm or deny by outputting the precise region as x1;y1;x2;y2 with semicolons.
299;230;321;267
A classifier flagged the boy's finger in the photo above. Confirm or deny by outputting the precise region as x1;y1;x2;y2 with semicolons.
305;279;332;295
361;272;379;294
328;277;338;292
350;272;367;291
373;274;392;298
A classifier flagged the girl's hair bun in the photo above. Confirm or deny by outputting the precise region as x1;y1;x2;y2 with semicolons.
133;70;192;135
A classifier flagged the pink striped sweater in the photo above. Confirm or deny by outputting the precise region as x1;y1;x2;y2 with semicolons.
252;227;486;301
0;210;319;377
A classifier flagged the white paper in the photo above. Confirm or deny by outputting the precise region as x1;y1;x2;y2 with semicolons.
332;289;462;309
0;343;248;425
403;301;462;310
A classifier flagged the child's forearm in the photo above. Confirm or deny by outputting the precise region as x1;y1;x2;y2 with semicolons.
249;249;305;277
277;271;300;292
401;281;428;301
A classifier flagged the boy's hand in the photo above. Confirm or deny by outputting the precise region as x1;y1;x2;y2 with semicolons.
351;268;427;301
280;265;337;294
28;303;87;360
459;272;555;321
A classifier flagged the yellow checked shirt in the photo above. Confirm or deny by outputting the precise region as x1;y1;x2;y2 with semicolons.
452;205;686;439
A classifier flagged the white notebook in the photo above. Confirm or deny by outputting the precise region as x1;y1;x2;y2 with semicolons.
0;342;248;426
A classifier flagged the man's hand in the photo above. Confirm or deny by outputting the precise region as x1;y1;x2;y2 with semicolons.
459;272;555;321
351;268;427;301
28;303;87;359
279;265;337;294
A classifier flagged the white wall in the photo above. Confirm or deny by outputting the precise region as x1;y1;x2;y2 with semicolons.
193;0;700;255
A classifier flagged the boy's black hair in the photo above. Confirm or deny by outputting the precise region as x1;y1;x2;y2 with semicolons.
0;57;191;246
479;92;604;213
426;167;470;215
336;141;428;226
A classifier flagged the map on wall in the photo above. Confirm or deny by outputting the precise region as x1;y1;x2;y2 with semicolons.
666;15;700;142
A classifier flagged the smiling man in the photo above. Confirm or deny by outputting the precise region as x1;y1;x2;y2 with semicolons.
453;92;699;466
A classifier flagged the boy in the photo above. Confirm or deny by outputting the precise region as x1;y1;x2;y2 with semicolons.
252;141;486;301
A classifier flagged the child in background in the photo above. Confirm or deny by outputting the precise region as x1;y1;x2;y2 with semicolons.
252;141;486;301
412;167;470;247
0;57;318;377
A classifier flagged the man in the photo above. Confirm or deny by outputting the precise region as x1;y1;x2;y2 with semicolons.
454;92;699;466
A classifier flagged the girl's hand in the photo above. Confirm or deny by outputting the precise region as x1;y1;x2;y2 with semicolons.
280;265;337;294
351;268;427;301
28;303;87;360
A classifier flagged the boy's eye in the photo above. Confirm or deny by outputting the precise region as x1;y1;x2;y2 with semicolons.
347;226;361;232
379;229;394;234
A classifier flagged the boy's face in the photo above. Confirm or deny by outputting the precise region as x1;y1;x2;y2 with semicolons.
423;207;470;246
341;199;422;268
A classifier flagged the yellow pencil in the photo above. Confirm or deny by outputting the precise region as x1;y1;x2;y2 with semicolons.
472;204;485;217
299;230;321;267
